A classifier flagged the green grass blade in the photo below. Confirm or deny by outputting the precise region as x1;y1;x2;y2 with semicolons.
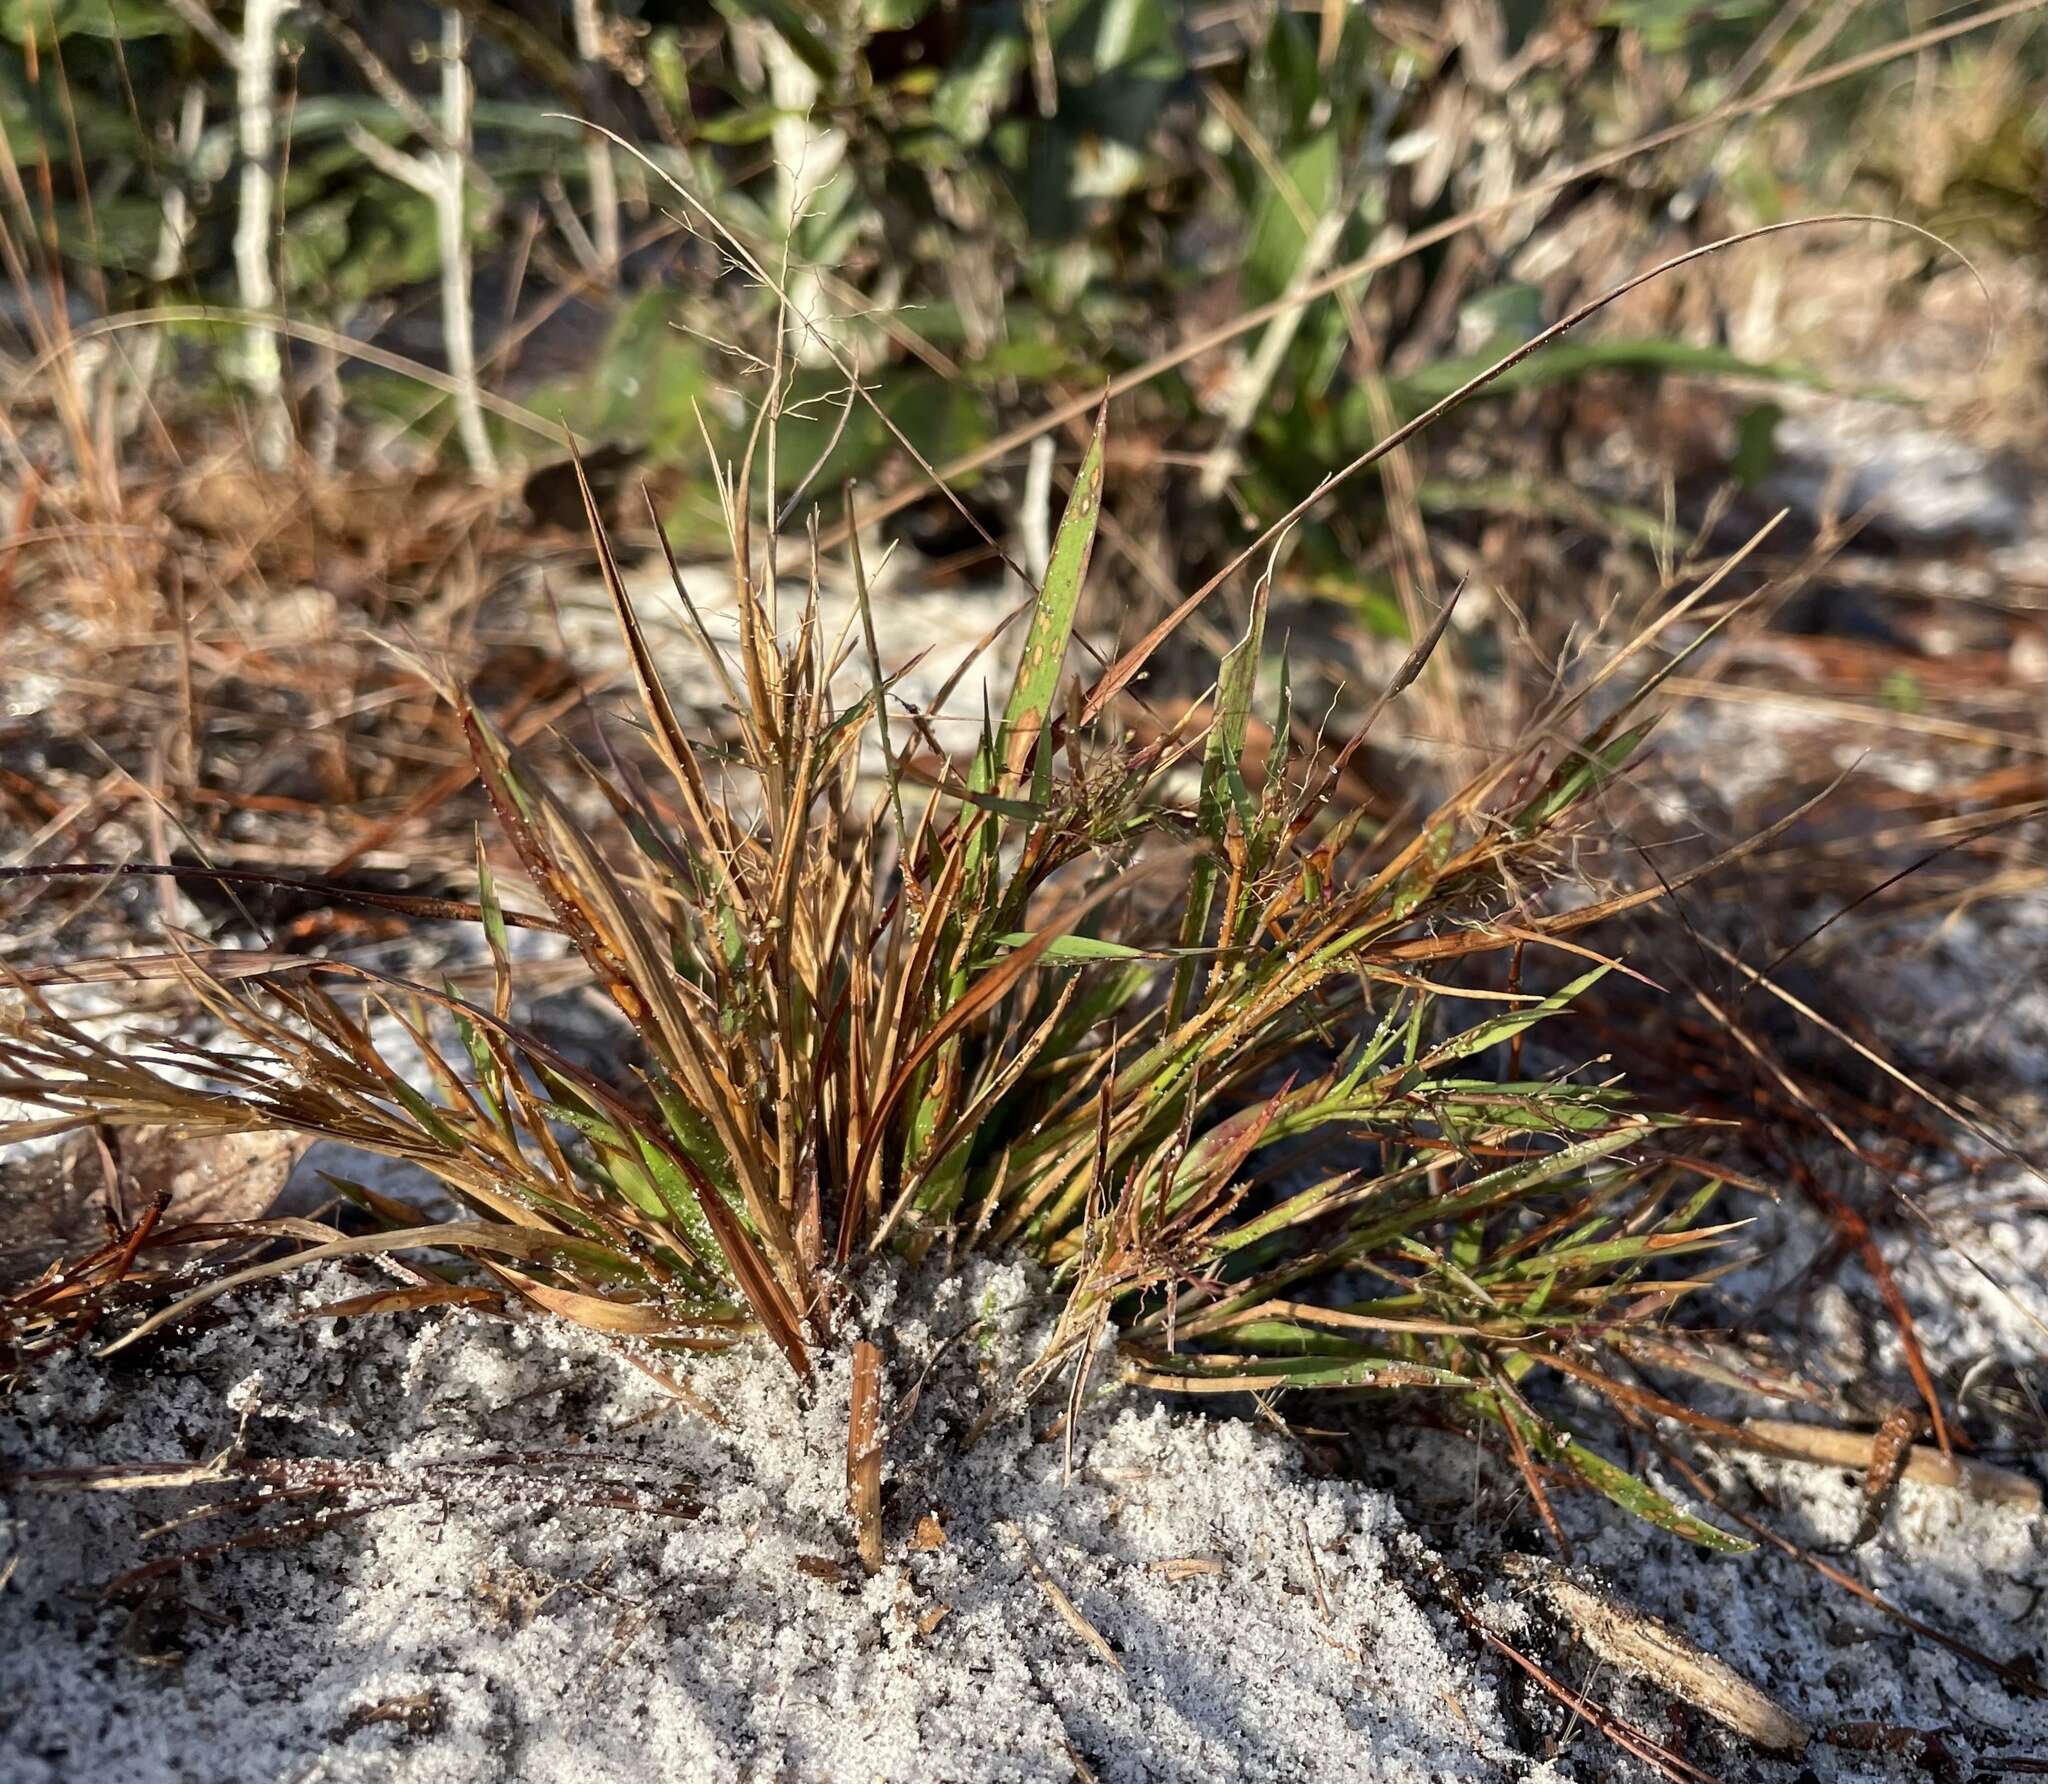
1494;1398;1752;1553
1000;399;1106;781
1170;570;1269;1026
1513;724;1653;837
1415;965;1610;1070
993;932;1152;962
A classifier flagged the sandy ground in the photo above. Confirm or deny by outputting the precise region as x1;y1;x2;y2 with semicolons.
3;1149;2042;1781
2;1260;1564;1783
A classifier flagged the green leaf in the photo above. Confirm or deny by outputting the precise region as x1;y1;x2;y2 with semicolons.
1456;282;1546;346
627;1126;719;1256
1418;965;1610;1070
1142;1350;1474;1391
1732;400;1782;488
1259;7;1321;137
475;849;510;963
958;787;1045;822
993;931;1201;962
1245;128;1339;302
864;0;933;24
1341;1122;1661;1258
1508;1401;1752;1553
446;998;509;1137
1042;960;1153;1058
714;0;838;84
1880;669;1924;714
693;104;789;146
645;1072;744;1211
998;402;1105;780
387;1078;464;1152
932;19;1025;144
42;196;167;271
329;188;443;310
1493;1220;1745;1278
1077;0;1182;75
1170;575;1268;1025
2;0;180;41
645;30;694;123
1513;725;1650;836
1205;580;1268;836
1387;820;1456;918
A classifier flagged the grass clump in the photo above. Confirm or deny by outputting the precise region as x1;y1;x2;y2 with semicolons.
1;383;1776;1549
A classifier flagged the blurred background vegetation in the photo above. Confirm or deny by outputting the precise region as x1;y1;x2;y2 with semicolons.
5;1;2042;613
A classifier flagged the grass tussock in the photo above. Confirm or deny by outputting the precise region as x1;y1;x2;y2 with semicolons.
0;344;1823;1550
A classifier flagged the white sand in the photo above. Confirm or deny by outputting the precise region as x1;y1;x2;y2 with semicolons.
2;1260;1559;1783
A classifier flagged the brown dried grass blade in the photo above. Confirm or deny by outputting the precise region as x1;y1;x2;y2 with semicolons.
1739;1418;2040;1512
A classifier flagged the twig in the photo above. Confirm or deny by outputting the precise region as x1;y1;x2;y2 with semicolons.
1653;1438;2048;1700
569;0;620;271
340;11;495;473
1014;1532;1121;1671
1427;1556;1719;1784
1504;1554;1809;1753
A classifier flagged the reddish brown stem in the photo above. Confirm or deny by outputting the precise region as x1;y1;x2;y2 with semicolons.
847;1339;884;1576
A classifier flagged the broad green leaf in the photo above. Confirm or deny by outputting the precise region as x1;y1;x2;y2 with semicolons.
2;0;179;40
933;20;1026;143
1258;6;1321;137
1245;129;1338;302
714;0;838;83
